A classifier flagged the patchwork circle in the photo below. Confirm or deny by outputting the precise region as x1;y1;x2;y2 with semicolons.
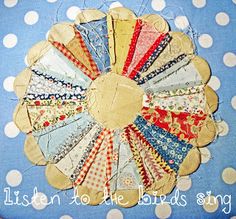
13;7;218;207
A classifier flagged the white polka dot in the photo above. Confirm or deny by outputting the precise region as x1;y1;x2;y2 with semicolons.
66;6;81;20
208;76;221;91
155;203;172;218
215;12;230;26
45;30;49;40
109;1;123;9
176;176;192;191
203;196;219;213
4;0;18;7
151;0;166;11
222;167;236;185
217;120;229;136
3;34;17;48
174;16;189;30
32;192;48;210
4;121;20;138
24;11;39;25
24;55;29;66
199;147;211;163
231;96;236;110
233;0;236;4
6;170;22;187
198;34;213;48
192;0;206;8
223;52;236;67
47;0;57;3
60;215;73;219
3;76;15;92
106;209;123;219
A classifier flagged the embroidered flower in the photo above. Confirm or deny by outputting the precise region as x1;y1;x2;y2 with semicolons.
120;173;135;188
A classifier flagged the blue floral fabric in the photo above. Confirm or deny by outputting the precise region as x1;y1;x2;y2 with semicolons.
76;17;110;73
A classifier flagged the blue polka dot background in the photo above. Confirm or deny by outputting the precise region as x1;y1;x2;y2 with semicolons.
0;0;236;218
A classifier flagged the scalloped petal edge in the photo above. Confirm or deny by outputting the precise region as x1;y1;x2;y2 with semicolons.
48;22;75;46
108;7;136;20
45;164;73;190
13;68;32;99
13;101;32;133
140;14;169;33
27;41;52;66
75;9;106;24
24;133;47;165
178;148;201;176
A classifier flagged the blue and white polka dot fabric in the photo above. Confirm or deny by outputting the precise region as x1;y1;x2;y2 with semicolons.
0;0;235;218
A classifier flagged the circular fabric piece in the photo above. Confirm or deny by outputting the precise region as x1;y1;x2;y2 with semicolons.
87;73;144;129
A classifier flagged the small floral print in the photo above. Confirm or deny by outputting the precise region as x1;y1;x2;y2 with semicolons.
120;172;135;188
59;115;66;120
43;121;50;127
34;100;41;106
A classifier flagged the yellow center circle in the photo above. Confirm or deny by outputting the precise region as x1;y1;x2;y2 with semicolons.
87;73;144;129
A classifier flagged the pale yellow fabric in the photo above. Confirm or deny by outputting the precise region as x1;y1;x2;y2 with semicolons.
87;73;144;129
192;56;211;84
66;37;96;73
13;68;32;99
190;116;216;147
48;22;75;45
45;164;73;190
76;185;105;205
108;18;136;74
24;134;46;165
109;7;136;20
75;9;106;24
107;14;116;65
205;85;219;113
112;189;142;208
13;102;32;133
178;148;201;176
27;41;52;66
145;172;176;196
